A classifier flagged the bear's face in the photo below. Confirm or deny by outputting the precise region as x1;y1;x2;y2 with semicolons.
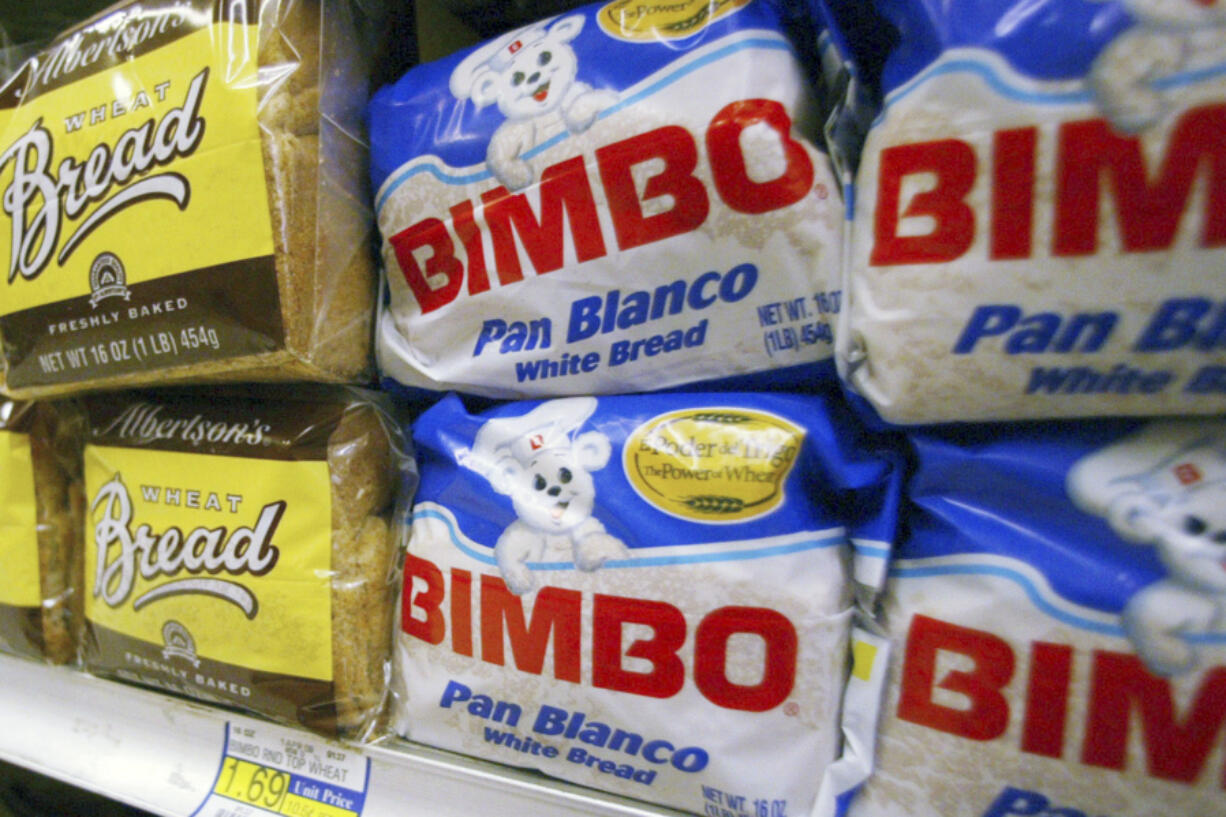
508;447;597;533
491;37;579;120
1118;0;1226;28
1151;484;1226;594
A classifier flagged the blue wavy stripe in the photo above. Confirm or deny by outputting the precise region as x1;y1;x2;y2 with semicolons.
877;57;1226;123
375;37;792;214
413;507;843;570
854;542;889;558
891;562;1226;645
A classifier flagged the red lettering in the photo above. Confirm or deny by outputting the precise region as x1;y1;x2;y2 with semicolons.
451;568;473;657
596;125;709;251
450;200;488;297
481;156;607;286
706;99;814;214
403;554;445;645
990;127;1037;260
897;614;1014;740
1055;104;1226;255
1021;641;1073;758
388;218;463;314
592;594;686;698
1083;651;1226;785
694;606;797;712
870;140;976;266
480;574;581;682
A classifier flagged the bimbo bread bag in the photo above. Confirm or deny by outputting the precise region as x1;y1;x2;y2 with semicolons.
370;0;843;398
849;419;1226;816
836;0;1226;423
395;390;901;815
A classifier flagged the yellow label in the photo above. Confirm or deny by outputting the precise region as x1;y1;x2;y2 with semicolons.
213;758;358;817
598;0;753;41
0;20;273;315
84;445;332;680
0;431;40;608
623;408;804;522
852;639;879;683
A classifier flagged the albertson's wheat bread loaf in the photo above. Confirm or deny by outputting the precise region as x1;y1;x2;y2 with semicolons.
395;390;901;815
370;0;843;399
833;0;1226;424
0;0;382;399
80;387;413;738
847;420;1226;817
0;399;84;664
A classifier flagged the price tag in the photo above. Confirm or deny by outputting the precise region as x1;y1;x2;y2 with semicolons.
192;722;370;817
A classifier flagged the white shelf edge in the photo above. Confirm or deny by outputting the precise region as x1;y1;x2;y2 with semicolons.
0;654;685;817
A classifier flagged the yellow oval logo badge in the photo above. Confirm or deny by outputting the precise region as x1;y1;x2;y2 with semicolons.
598;0;754;42
624;408;804;523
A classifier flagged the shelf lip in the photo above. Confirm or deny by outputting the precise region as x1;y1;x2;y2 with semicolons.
0;654;684;817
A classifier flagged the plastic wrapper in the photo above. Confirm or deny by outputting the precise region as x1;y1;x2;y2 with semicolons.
0;399;85;665
832;0;1226;424
370;0;844;399
0;0;383;399
393;389;901;816
847;419;1226;817
79;386;416;740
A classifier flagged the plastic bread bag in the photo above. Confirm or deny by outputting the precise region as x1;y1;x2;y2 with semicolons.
846;418;1226;817
0;0;385;399
833;0;1226;424
392;389;902;816
79;385;416;740
370;0;845;400
0;398;85;665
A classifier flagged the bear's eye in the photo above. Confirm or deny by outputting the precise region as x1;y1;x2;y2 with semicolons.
1184;515;1208;535
539;51;552;66
512;71;525;86
558;467;572;484
534;474;547;491
1213;530;1226;545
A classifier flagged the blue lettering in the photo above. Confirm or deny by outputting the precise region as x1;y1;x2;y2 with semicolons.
473;320;506;356
1134;297;1226;352
953;305;1022;353
533;705;569;736
440;680;471;709
567;296;603;342
719;263;756;303
642;739;674;764
670;746;709;773
687;271;721;310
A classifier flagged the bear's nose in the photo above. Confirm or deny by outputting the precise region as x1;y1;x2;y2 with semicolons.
547;486;561;497
529;72;541;85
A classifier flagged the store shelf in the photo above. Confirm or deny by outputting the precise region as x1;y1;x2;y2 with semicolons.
0;654;683;817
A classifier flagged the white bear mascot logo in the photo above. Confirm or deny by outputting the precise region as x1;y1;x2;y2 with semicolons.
1068;420;1226;676
449;14;619;191
460;397;630;595
1089;0;1226;133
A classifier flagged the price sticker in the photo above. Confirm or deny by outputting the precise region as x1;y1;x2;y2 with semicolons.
193;722;370;817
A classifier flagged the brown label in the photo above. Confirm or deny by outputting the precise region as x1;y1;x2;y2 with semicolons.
86;623;336;729
1;256;282;390
0;0;242;110
84;390;351;461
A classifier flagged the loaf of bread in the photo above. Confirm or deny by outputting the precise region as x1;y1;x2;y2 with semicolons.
0;0;381;399
0;400;84;665
79;387;412;739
